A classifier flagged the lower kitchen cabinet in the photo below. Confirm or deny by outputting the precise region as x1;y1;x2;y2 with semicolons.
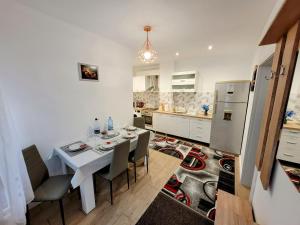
277;128;300;164
153;112;211;144
153;113;190;138
189;118;211;143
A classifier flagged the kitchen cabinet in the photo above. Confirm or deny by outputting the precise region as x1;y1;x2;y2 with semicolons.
153;113;189;138
153;112;211;143
189;118;211;143
277;129;300;164
133;76;146;92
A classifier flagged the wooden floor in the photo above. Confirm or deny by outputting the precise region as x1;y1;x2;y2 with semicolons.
29;148;250;225
235;156;250;200
28;150;181;225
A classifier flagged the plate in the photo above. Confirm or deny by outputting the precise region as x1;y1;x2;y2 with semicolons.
101;141;115;149
123;132;137;139
68;143;83;152
126;126;137;131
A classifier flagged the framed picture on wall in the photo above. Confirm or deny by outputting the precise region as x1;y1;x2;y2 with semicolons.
78;63;99;81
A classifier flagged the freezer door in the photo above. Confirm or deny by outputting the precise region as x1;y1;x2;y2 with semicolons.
215;82;250;103
210;102;248;155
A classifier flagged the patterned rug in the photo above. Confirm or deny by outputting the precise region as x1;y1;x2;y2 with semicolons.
149;134;235;221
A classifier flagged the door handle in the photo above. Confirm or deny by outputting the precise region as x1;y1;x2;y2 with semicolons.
286;141;297;145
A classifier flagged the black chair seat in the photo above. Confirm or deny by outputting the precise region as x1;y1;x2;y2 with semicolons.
34;175;72;201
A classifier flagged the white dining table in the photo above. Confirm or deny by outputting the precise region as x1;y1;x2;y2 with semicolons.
50;128;147;214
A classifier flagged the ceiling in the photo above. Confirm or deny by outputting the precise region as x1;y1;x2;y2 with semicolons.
17;0;276;63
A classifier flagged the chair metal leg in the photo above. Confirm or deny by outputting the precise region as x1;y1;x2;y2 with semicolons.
126;168;130;189
134;161;137;183
93;174;97;194
59;199;66;225
109;180;113;205
146;155;149;174
26;204;30;225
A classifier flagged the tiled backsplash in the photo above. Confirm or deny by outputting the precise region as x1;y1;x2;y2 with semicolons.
133;91;214;113
133;92;160;108
173;92;214;113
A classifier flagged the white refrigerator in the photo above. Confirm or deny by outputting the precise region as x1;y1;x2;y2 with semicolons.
210;81;250;155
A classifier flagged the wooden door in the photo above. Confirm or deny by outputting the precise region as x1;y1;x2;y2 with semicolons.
260;21;300;189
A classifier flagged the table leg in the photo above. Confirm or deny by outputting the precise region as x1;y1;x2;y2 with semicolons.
80;175;96;214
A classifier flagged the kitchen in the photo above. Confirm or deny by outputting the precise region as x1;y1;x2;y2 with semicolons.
133;64;250;155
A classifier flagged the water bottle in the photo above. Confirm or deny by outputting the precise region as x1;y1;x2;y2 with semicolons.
93;118;100;134
108;116;113;131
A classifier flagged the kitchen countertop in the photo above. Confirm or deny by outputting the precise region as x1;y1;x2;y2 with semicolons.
153;110;213;120
283;120;300;131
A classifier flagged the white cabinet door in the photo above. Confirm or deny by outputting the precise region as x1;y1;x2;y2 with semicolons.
167;115;190;138
152;113;189;138
189;118;211;143
153;113;170;134
133;76;145;92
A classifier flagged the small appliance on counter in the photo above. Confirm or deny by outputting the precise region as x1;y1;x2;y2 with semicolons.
210;81;250;155
141;108;158;126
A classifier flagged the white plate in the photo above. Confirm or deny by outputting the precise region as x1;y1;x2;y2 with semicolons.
101;141;115;149
126;126;137;131
68;143;82;152
123;133;137;139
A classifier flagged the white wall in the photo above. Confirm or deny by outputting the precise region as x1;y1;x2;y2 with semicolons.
174;54;253;92
252;163;300;225
0;0;133;174
159;59;175;92
155;52;253;93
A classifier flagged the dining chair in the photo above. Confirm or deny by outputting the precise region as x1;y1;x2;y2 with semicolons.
22;145;72;225
128;131;150;182
133;117;146;129
96;140;130;204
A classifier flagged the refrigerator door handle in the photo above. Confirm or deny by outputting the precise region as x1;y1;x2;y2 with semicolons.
213;90;218;114
214;90;218;102
213;103;217;114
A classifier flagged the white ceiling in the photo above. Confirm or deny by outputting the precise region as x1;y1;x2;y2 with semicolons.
17;0;276;63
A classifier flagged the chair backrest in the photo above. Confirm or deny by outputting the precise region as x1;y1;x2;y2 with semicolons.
22;145;49;191
133;117;145;129
108;140;130;180
134;131;150;161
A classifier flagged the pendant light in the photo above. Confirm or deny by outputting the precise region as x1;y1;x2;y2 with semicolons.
138;26;158;63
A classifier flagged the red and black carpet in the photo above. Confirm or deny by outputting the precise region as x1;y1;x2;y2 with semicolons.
149;135;235;222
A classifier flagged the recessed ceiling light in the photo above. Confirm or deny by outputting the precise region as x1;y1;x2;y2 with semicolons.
208;45;213;50
175;52;180;56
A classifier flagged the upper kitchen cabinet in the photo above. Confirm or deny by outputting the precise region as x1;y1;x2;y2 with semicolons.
133;64;160;92
172;71;198;92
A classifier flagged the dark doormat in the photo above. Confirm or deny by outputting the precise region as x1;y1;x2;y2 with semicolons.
135;192;214;225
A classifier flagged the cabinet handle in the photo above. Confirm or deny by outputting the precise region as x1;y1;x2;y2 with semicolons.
288;131;300;134
283;153;294;157
265;71;275;80
280;65;286;76
287;141;297;145
197;127;203;129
